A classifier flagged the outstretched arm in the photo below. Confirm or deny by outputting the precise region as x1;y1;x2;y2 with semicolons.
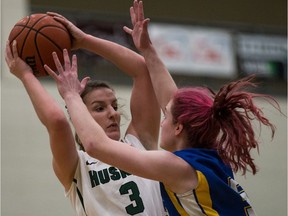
47;12;160;150
45;51;197;194
123;0;178;111
5;41;78;191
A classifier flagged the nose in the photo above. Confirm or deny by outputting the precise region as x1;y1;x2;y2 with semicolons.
107;105;118;118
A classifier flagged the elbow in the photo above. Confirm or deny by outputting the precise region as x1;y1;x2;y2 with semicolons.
82;135;108;159
45;108;69;130
84;139;101;158
84;140;96;155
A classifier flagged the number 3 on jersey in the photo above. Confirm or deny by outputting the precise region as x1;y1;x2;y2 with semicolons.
119;181;145;215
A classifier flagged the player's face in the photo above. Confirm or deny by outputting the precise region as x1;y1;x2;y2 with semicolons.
160;99;177;151
83;87;121;141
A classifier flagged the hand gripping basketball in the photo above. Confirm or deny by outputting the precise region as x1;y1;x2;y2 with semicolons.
8;13;72;77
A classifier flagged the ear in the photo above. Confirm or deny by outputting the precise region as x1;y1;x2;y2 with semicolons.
174;122;184;136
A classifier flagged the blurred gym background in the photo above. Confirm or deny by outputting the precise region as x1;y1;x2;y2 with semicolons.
1;0;287;215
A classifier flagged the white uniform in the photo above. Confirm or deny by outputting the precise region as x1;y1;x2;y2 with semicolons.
66;134;166;216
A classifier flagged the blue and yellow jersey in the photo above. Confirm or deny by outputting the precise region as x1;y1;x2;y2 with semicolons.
160;148;256;216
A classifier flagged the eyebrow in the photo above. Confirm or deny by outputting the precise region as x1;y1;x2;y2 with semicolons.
91;99;118;105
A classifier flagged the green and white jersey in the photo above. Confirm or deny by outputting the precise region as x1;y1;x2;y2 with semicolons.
66;134;166;216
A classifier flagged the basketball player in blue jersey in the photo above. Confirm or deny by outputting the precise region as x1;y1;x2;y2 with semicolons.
5;11;166;215
44;1;281;215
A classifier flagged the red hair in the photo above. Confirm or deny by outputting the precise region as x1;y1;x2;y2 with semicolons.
171;76;280;175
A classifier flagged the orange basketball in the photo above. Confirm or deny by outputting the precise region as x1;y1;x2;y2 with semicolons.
8;13;72;77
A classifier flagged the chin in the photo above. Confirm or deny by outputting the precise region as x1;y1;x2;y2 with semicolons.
160;143;172;152
108;132;121;141
160;143;166;150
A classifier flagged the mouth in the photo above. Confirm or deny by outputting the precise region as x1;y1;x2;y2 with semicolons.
107;123;119;130
106;123;120;140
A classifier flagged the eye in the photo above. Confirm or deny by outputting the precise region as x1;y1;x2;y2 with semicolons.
112;102;118;111
94;106;104;112
113;105;118;111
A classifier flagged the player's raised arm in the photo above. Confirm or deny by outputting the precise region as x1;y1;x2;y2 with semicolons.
124;0;178;111
48;11;161;150
5;40;78;191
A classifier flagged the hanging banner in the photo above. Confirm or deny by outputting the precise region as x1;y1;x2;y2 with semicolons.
149;23;236;78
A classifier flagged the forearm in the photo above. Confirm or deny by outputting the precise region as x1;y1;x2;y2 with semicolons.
20;72;66;127
142;45;178;110
81;34;147;78
64;93;107;152
81;34;161;147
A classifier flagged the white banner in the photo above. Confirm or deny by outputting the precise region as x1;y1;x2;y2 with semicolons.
149;23;236;78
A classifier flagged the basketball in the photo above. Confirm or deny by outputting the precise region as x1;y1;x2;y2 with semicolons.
8;13;72;77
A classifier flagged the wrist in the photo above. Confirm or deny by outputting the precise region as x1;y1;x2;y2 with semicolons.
79;34;93;49
63;92;81;103
142;45;157;60
72;33;89;50
19;69;35;81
